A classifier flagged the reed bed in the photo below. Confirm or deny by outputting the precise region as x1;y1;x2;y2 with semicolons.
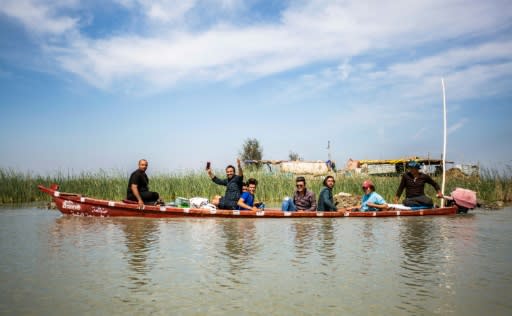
1;167;511;205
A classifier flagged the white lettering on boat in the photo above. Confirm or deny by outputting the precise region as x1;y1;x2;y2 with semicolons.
108;201;115;207
80;197;85;203
373;212;377;217
91;206;108;215
232;210;240;216
160;206;166;212
344;212;350;217
62;200;81;211
209;210;217;215
396;211;401;216
183;208;190;213
316;212;324;217
54;191;60;197
256;211;264;216
284;212;291;216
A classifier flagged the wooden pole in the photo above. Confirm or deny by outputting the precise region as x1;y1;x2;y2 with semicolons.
441;78;447;207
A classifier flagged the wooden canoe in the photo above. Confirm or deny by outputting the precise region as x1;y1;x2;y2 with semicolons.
38;184;459;218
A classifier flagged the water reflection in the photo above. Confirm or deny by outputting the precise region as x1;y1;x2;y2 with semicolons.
359;220;377;274
49;215;161;292
49;216;113;252
291;220;315;260
119;219;160;290
316;220;337;263
3;207;512;315
398;218;454;314
219;219;260;277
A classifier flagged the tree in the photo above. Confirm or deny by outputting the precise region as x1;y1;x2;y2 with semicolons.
288;151;302;161
239;138;263;169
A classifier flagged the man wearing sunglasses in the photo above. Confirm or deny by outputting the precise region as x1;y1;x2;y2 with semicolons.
281;176;317;212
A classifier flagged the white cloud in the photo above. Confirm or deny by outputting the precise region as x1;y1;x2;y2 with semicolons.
2;0;512;94
0;0;78;35
113;0;244;24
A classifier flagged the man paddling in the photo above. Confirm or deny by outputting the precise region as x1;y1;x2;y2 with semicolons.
126;159;161;207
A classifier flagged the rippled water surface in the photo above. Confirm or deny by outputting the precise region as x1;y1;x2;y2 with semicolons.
1;206;511;315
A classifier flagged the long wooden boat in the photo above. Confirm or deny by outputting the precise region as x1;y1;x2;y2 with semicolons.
38;184;459;218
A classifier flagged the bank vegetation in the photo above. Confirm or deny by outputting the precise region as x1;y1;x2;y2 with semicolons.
1;168;511;207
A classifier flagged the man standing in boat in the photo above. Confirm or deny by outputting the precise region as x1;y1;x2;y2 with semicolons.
126;159;161;207
394;161;443;208
207;159;244;210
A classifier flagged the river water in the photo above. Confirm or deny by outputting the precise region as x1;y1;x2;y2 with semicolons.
0;206;511;315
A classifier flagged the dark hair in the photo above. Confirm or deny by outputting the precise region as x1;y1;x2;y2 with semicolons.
247;178;258;186
226;165;236;172
296;176;306;184
323;175;335;186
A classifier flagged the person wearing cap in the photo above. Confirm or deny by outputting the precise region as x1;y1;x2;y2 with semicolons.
281;176;317;212
360;180;388;211
394;161;443;208
317;175;338;212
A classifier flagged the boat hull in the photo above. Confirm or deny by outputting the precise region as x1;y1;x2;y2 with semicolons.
38;185;458;218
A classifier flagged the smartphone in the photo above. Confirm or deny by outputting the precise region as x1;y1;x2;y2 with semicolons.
206;161;211;170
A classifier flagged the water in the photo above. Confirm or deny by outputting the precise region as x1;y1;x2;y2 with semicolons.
1;206;511;315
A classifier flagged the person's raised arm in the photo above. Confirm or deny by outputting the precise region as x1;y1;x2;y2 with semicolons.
237;158;243;178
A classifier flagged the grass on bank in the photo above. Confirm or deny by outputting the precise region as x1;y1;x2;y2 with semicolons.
1;168;511;205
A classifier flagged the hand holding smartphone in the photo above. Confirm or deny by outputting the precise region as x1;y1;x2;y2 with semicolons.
206;161;211;170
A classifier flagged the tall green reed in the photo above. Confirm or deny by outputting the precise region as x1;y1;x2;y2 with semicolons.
1;167;510;204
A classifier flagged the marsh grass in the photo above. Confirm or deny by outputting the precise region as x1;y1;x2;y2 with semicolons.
1;167;511;205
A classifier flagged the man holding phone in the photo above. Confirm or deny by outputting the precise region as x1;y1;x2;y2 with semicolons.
207;159;244;210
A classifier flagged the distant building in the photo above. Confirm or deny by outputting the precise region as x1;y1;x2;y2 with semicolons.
345;156;452;176
244;160;336;175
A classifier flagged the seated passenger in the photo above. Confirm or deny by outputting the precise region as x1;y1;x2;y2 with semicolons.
207;159;244;210
317;175;338;212
360;180;388;211
126;159;161;207
281;176;317;212
237;178;259;211
394;161;443;208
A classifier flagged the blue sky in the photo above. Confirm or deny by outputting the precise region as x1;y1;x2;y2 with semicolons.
0;0;511;174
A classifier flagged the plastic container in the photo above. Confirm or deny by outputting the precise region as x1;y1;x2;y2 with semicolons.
175;197;190;207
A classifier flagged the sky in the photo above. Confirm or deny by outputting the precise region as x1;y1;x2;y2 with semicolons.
0;0;511;175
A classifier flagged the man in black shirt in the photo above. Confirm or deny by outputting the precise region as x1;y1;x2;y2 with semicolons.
126;159;160;207
207;159;244;210
394;161;443;207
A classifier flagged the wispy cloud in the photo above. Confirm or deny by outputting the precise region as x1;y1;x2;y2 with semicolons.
0;0;79;35
2;0;512;95
448;118;468;135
